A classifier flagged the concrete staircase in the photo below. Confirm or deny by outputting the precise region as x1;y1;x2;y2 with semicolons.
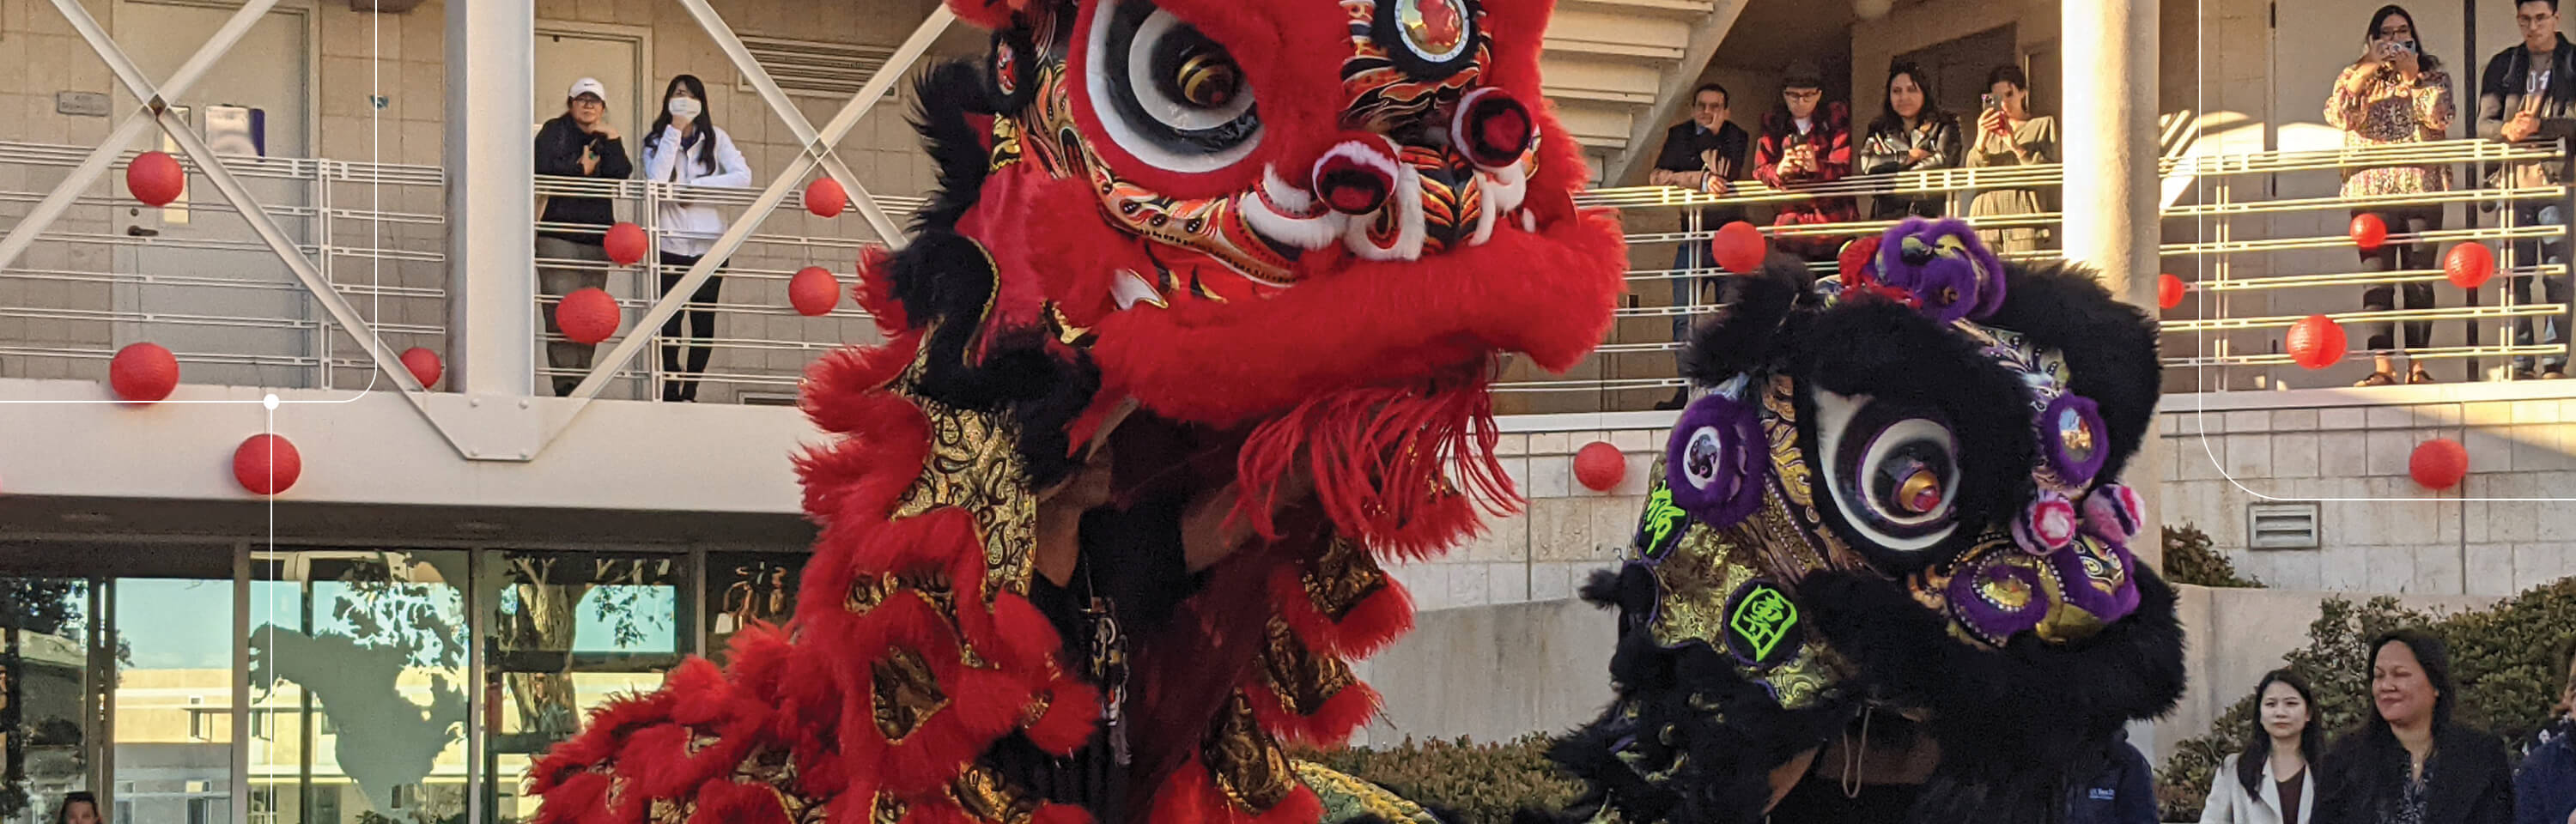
1541;0;1748;185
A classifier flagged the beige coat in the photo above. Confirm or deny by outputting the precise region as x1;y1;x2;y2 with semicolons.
2197;754;2316;824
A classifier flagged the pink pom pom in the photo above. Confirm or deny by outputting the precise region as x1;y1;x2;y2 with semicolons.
2011;494;2078;555
2080;483;2145;542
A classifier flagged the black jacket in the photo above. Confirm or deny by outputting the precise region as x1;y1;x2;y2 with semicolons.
535;114;632;245
2478;35;2576;139
1859;112;1963;219
2319;724;2515;824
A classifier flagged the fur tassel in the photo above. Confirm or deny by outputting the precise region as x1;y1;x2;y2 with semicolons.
1230;367;1516;557
1030;803;1094;824
1267;564;1414;659
1244;676;1382;746
1147;758;1328;824
1026;678;1102;754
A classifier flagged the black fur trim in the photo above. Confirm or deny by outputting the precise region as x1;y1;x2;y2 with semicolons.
1789;300;2038;572
1796;566;2185;824
1546;636;1855;824
1980;261;2162;487
1680;253;1815;386
909;58;998;234
878;229;1095;488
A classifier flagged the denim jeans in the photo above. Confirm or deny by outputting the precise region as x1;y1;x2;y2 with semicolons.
2512;200;2573;373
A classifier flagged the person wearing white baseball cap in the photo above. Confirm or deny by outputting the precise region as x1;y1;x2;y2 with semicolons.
534;76;632;396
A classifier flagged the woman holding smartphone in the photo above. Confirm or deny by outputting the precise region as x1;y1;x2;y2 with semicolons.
2326;3;2455;386
1965;64;2057;254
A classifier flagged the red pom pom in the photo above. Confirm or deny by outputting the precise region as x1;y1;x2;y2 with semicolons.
2409;438;2469;490
234;433;301;495
2445;243;2495;288
556;288;621;344
2349;213;2389;251
603;221;648;266
2286;314;2347;370
789;266;842;317
127;151;185;207
109;342;179;403
2158;273;2187;310
1838;236;1882;282
1711;221;1766;273
400;347;443;389
805;177;848;218
1574;441;1625;492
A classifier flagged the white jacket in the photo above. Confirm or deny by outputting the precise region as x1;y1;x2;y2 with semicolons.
640;124;752;258
2198;753;2316;824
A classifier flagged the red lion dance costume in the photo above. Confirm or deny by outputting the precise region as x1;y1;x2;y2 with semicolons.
526;1;1627;823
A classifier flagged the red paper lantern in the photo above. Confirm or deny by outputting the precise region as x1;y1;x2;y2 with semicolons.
789;266;841;317
2409;438;2469;490
2286;314;2347;370
400;347;443;389
556;288;620;344
2158;273;2187;310
602;222;648;266
2349;212;2389;251
126;151;184;208
1710;221;1767;274
2444;243;2495;288
1574;441;1626;492
805;177;848;218
109;342;179;403
234;433;301;495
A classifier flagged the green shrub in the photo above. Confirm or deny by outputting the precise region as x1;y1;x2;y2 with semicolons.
2163;524;2263;588
2154;579;2576;821
1297;736;1583;824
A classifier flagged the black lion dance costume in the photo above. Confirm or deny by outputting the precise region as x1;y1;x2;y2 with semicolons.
525;1;1627;824
1540;218;2184;824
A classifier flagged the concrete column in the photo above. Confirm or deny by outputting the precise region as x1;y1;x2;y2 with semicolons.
2063;0;2166;570
444;0;536;397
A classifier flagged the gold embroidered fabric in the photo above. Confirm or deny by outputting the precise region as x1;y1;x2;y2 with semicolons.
950;763;1043;824
1259;615;1361;718
1205;692;1298;812
872;648;951;742
891;390;1037;597
1302;535;1392;623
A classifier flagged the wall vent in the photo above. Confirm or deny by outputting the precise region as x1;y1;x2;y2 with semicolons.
737;391;800;407
735;35;899;100
2246;502;2320;549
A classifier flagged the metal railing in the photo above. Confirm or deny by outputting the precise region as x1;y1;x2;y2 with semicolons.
0;141;446;391
7;136;2571;411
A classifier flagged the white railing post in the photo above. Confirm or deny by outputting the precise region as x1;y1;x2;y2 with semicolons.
444;0;537;397
2063;0;2164;569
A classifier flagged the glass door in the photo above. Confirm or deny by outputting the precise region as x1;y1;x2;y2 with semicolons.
477;551;690;824
247;550;471;824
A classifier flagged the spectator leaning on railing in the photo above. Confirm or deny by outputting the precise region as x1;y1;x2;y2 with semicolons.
1965;64;2058;255
2479;0;2576;379
1649;82;1749;410
1753;61;1856;260
1860;61;1962;220
2327;4;2455;386
641;73;753;403
534;77;634;397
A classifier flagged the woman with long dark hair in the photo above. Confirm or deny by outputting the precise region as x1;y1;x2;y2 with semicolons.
640;73;752;403
2319;630;2513;824
2326;4;2456;386
1859;61;1961;219
2201;670;2324;824
1964;64;2057;254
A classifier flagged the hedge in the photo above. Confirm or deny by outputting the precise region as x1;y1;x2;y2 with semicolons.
2154;578;2576;821
2163;524;2263;589
1296;736;1583;824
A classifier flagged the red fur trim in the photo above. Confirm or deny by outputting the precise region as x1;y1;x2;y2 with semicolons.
1267;565;1415;660
1147;759;1326;824
1026;678;1101;755
1031;803;1094;824
940;0;1029;29
690;780;793;824
854;243;907;332
1244;675;1381;747
1230;370;1516;558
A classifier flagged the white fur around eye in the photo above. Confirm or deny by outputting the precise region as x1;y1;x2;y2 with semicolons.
1814;390;1961;554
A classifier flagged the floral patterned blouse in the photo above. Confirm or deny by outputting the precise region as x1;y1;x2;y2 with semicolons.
2325;62;2456;197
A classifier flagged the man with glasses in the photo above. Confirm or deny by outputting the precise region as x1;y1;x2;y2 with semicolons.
534;77;633;396
1649;83;1750;409
2482;0;2576;379
1753;63;1856;262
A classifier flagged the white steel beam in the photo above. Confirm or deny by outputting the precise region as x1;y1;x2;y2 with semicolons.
676;0;909;248
0;0;285;276
562;7;952;403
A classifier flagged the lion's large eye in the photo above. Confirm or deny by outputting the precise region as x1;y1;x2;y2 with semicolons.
1084;0;1261;173
1814;391;1961;554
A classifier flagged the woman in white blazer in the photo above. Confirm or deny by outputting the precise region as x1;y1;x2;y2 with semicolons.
2202;670;2324;824
640;73;752;402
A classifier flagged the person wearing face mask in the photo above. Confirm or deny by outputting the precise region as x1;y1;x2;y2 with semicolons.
2202;670;2325;824
2327;4;2456;387
2320;630;2514;824
639;74;752;403
534;77;633;397
2514;637;2576;824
